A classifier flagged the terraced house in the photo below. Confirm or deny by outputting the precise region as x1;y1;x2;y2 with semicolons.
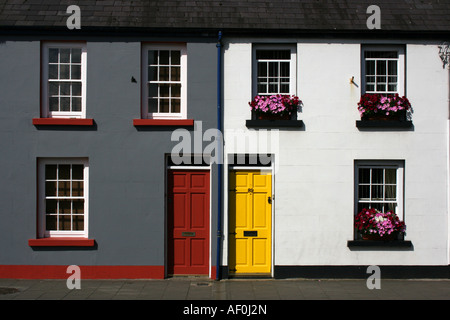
0;0;449;280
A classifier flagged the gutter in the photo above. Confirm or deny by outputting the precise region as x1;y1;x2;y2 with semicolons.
216;31;223;280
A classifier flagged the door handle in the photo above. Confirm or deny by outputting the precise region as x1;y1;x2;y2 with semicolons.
268;196;271;204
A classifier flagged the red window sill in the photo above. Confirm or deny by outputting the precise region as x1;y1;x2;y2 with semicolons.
133;119;194;126
33;118;94;126
28;238;95;247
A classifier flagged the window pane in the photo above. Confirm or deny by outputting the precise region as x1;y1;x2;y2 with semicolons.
46;199;57;214
358;185;370;200
46;215;57;230
256;50;290;60
71;65;81;80
371;185;383;200
49;48;59;63
365;60;375;76
385;185;396;200
72;199;84;213
45;164;57;179
72;165;84;180
376;60;387;76
72;215;84;231
365;51;397;59
59;200;71;214
160;84;170;97
148;50;157;65
280;62;290;77
257;83;267;94
49;97;59;111
148;66;157;81
372;168;383;183
60;49;70;63
385;203;396;213
49;65;58;79
159;67;169;81
172;84;181;97
160;99;170;112
280;83;289;93
148;83;158;98
60;82;71;95
58;165;70;179
58;181;71;197
60;97;70;111
258;62;267;77
160;50;169;64
171;66;180;81
268;62;278;77
72;97;81;112
148;98;158;113
45;181;57;197
171;50;180;65
370;202;383;212
388;60;397;76
172;99;181;113
49;82;59;96
385;169;396;184
358;168;370;183
71;181;84;197
59;215;71;231
71;49;81;63
72;82;82;96
60;65;70;80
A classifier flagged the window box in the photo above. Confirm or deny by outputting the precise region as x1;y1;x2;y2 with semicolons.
356;119;413;129
347;239;412;248
247;95;304;128
246;119;304;128
356;93;413;129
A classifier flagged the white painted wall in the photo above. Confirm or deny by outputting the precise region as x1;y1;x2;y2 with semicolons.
222;38;449;267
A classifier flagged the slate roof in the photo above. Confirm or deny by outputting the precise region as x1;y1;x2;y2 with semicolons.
0;0;449;36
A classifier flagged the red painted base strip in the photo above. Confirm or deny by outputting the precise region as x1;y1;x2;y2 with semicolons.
133;119;194;126
33;118;94;126
0;265;165;279
28;238;95;247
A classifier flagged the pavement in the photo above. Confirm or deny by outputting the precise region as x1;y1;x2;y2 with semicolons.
0;277;449;301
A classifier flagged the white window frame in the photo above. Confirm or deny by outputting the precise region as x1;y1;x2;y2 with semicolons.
361;45;405;96
252;44;297;96
37;158;89;238
41;42;87;119
355;160;404;221
141;43;187;119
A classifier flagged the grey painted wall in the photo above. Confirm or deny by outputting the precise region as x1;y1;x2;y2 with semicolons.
0;37;218;267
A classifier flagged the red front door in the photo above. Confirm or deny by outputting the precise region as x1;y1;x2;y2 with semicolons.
167;170;210;275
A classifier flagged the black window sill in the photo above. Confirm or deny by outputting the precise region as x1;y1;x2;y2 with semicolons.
246;119;304;128
347;240;413;248
356;120;413;129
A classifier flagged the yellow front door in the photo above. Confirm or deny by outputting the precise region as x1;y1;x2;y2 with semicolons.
229;170;272;274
